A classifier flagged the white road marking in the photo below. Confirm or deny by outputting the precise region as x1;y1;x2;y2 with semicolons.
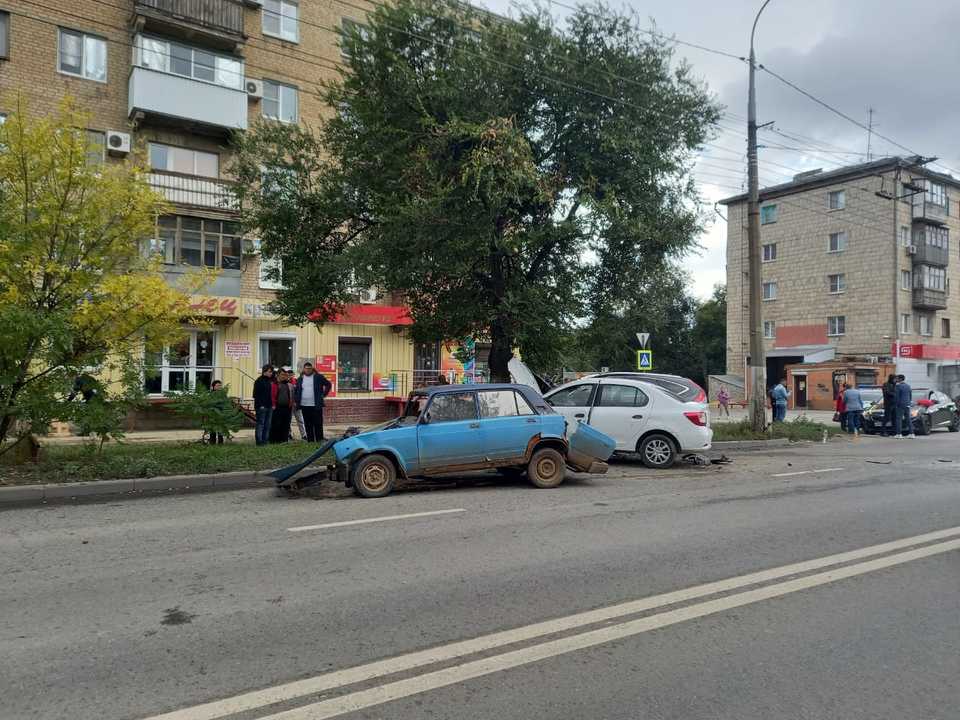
286;508;466;533
263;537;960;720
142;525;960;720
772;467;844;478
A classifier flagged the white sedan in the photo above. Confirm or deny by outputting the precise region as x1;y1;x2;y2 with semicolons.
543;376;712;468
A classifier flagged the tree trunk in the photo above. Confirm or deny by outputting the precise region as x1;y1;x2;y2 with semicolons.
488;321;514;383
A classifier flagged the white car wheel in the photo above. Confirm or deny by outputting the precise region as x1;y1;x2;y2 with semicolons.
639;434;676;469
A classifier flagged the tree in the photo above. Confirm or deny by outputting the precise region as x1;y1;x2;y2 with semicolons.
690;284;727;384
0;98;197;454
233;0;720;381
166;385;244;442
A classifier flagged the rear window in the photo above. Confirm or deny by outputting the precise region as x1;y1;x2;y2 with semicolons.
478;390;535;418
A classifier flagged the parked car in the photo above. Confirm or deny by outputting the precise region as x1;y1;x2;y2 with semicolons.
543;375;712;469
861;388;960;435
274;384;617;498
587;372;707;404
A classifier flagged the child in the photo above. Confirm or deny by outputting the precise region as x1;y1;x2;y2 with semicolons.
717;386;730;417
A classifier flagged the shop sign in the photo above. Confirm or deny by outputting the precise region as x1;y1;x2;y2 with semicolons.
224;341;251;360
315;355;337;397
242;301;278;319
373;373;395;392
189;296;238;316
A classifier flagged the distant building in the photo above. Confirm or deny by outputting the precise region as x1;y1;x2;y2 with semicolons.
721;156;960;399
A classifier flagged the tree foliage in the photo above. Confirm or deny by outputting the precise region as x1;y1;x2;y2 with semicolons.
233;0;720;380
166;385;244;441
0;97;198;453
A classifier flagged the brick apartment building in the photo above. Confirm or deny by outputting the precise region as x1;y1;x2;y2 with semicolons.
721;156;960;406
0;0;485;427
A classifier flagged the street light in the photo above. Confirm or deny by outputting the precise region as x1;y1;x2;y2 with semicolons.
746;0;775;431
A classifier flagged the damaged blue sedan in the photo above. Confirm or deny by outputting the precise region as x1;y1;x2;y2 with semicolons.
271;384;616;498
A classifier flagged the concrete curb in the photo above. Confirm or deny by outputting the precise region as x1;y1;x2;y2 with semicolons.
0;470;274;506
711;438;792;452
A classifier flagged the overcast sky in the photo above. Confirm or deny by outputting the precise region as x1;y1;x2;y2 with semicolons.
479;0;960;299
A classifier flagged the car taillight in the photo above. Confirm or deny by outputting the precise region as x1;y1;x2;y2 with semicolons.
684;411;707;427
692;384;706;403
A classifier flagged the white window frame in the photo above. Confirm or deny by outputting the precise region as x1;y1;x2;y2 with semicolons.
262;79;299;123
149;142;220;178
828;273;846;294
899;225;910;247
0;11;9;59
763;320;776;339
134;34;243;90
828;190;845;210
257;332;298;371
144;328;219;395
762;243;777;263
926;181;947;208
263;0;299;42
918;313;933;337
901;313;911;334
827;316;846;337
828;231;847;253
762;281;777;301
760;204;778;225
258;253;284;290
58;28;107;83
901;270;912;291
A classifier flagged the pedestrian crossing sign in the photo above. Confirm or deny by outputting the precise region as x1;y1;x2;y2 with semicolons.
637;349;653;371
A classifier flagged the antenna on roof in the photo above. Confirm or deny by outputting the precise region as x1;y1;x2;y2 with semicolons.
866;107;875;161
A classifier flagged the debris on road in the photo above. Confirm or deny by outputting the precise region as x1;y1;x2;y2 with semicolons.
865;459;893;465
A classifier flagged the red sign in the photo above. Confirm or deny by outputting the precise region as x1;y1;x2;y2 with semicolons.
315;354;337;397
372;373;394;391
891;343;960;360
189;297;238;316
309;304;412;326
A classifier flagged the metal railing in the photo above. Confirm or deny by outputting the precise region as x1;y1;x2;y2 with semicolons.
911;240;950;267
148;170;238;211
912;287;948;310
912;194;950;225
135;0;245;36
389;368;492;398
144;365;258;403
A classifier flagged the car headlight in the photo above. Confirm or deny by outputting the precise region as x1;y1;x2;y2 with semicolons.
910;409;919;417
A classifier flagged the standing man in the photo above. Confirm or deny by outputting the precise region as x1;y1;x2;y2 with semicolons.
270;366;296;443
882;374;897;437
894;374;915;439
771;377;790;423
295;361;333;442
253;364;275;446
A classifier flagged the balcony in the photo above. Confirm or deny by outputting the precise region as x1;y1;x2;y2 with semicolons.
910;241;950;267
913;287;948;310
129;66;247;134
133;0;246;50
148;170;238;211
912;194;950;226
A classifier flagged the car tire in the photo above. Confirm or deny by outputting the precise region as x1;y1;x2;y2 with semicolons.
916;415;932;436
351;454;396;498
527;448;566;489
950;414;960;432
638;434;676;469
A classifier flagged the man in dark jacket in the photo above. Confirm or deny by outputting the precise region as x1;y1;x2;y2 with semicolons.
252;364;275;446
894;374;914;439
882;374;897;436
294;362;333;441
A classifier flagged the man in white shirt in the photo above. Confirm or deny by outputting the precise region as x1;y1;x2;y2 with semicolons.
294;362;333;442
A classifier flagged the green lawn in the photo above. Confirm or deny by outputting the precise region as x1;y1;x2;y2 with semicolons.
1;441;331;485
712;417;843;443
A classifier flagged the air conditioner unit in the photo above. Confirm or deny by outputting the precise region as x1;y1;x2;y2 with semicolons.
246;79;264;100
106;130;131;156
358;286;379;304
907;245;918;255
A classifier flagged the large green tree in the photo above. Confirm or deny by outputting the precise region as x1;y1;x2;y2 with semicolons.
234;0;720;380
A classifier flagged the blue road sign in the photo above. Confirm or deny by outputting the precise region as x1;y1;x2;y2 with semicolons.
637;349;653;371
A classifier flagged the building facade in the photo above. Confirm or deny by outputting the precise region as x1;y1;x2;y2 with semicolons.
722;156;960;399
0;0;489;426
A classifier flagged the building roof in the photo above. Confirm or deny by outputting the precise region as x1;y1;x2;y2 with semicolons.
718;155;960;205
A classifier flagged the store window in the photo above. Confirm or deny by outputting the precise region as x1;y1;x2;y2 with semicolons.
153;215;242;270
338;338;371;391
58;28;107;82
263;0;299;42
143;329;216;394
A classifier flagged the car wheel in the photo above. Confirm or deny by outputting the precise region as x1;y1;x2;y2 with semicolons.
916;415;932;436
949;414;960;432
527;448;566;489
639;434;676;469
351;454;396;498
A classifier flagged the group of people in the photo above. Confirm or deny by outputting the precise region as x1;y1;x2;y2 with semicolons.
835;374;915;438
251;362;333;446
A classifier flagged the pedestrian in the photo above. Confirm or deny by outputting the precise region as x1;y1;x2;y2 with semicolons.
294;361;333;442
842;382;863;436
717;386;731;417
770;377;790;423
270;366;296;443
894;374;915;439
253;364;275;446
835;387;847;432
882;374;897;436
209;380;227;445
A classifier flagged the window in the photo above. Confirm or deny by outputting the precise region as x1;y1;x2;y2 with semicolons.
762;281;777;301
143;329;217;394
338;338;371;391
762;243;777;262
85;130;105;166
548;384;596;407
901;313;911;334
901;270;912;291
926;181;947;208
828;190;845;210
262;80;298;123
0;113;5;125
899;225;910;247
259;254;283;289
918;265;947;291
760;204;778;225
763;320;776;339
914;225;949;250
828;273;846;294
596;384;649;407
927;363;938;378
828;231;847;253
478;390;535;418
152;215;242;270
58;28;107;82
827;315;845;336
259;335;295;370
263;0;299;42
426;392;477;423
918;313;933;336
135;35;243;90
0;11;9;59
943;318;951;338
149;143;219;177
340;18;370;58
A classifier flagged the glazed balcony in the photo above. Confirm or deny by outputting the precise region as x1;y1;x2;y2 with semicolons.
912;287;948;310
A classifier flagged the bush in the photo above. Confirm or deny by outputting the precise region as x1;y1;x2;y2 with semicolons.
712;416;841;442
166;385;244;441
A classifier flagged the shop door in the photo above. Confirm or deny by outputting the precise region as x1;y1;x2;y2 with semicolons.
414;343;440;387
794;376;807;408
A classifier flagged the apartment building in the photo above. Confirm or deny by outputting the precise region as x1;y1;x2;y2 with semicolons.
721;156;960;402
0;0;485;425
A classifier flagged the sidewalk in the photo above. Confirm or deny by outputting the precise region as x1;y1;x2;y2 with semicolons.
711;406;835;425
39;425;356;446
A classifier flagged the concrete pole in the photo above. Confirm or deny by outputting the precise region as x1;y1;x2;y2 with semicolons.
747;0;773;431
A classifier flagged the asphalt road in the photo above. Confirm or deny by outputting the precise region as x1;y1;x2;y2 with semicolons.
2;433;959;720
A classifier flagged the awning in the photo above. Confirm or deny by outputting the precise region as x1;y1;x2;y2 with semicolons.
328;304;413;326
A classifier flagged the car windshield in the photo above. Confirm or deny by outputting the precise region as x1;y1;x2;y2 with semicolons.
912;389;931;402
859;389;883;404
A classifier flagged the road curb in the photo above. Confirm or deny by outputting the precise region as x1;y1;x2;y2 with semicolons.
0;470;274;506
711;438;792;452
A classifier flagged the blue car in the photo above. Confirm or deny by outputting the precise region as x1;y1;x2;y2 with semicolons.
273;384;616;498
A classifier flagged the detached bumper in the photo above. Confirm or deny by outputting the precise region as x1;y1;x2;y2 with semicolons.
566;448;609;474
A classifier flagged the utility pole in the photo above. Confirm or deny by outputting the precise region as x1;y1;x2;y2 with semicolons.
746;0;774;431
